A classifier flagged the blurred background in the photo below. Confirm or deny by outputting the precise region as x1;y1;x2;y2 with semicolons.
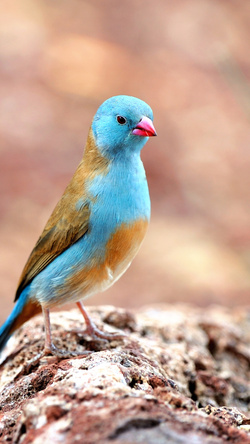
0;0;250;323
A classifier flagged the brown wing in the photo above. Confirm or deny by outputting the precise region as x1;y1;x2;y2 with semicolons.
15;129;110;301
15;152;92;303
15;199;90;301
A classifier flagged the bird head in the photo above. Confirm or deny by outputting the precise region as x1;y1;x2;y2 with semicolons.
91;95;156;159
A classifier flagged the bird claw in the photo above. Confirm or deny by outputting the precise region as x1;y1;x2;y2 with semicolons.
43;343;92;359
76;302;126;342
19;326;123;376
19;344;91;376
82;324;126;342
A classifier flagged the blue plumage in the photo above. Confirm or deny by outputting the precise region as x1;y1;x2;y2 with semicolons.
0;286;31;351
0;95;157;358
92;95;154;157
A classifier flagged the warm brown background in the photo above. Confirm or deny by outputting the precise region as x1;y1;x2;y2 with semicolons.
0;0;250;323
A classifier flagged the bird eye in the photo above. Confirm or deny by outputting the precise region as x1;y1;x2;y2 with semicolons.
116;115;127;125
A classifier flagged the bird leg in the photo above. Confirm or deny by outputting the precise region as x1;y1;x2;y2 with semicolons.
42;307;92;357
22;303;125;373
21;307;92;374
43;307;58;356
76;301;125;341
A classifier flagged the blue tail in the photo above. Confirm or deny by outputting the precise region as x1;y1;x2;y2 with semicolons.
0;288;41;352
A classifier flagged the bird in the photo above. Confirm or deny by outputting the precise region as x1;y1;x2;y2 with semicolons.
0;95;157;359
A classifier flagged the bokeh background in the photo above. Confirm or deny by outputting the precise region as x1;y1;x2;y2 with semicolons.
0;0;250;323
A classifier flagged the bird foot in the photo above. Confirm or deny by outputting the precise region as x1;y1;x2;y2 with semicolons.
82;322;126;342
20;344;91;375
76;301;126;342
43;342;92;359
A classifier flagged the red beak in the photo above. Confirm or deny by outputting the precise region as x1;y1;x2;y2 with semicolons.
132;116;157;137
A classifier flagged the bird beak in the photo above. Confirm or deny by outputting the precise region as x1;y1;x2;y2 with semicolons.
132;116;157;137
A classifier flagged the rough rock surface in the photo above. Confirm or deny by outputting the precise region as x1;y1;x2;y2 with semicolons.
0;304;249;443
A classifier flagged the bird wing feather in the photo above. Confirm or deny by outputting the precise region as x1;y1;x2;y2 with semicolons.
15;159;91;301
15;129;109;301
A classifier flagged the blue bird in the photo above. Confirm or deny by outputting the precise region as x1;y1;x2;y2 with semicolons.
0;95;157;358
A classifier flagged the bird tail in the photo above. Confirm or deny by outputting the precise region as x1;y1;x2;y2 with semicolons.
0;287;41;353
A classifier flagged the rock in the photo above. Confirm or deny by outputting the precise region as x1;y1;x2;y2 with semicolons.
0;304;249;443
